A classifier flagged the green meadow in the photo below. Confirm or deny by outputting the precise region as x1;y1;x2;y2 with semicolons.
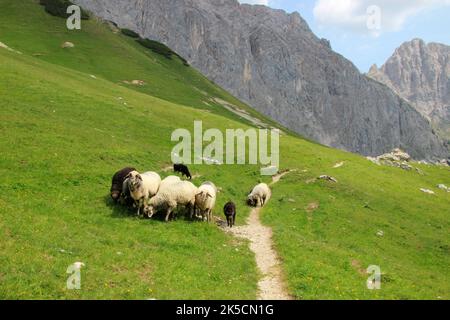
0;0;449;299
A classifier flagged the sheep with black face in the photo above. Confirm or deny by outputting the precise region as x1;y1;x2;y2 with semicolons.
247;183;271;207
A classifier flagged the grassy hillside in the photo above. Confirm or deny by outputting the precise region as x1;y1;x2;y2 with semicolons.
0;0;283;129
0;0;449;299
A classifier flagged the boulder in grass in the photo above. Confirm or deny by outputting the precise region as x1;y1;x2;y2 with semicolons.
61;41;75;48
392;148;411;162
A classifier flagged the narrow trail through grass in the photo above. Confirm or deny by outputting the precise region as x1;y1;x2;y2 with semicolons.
217;171;295;300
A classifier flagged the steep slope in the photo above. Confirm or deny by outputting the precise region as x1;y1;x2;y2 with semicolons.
0;0;449;300
0;0;283;130
72;0;447;160
368;39;450;140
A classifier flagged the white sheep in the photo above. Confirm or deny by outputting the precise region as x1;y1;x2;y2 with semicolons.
146;180;198;222
247;183;271;207
159;175;181;189
126;171;161;216
195;182;217;222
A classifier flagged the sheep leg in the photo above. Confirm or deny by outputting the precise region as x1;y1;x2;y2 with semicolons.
165;207;173;222
190;204;195;220
257;197;262;208
143;195;150;218
207;209;212;223
190;205;195;220
200;210;205;222
136;199;142;216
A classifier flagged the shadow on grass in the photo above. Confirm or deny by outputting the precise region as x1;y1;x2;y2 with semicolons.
104;195;136;219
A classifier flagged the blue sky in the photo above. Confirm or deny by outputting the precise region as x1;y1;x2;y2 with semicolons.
239;0;450;72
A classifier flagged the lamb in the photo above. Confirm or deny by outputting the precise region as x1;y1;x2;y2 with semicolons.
247;183;271;207
146;180;198;222
126;171;161;216
195;182;217;222
110;167;136;203
173;163;192;180
223;202;236;228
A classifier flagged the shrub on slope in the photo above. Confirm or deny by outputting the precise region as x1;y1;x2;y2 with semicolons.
39;0;90;20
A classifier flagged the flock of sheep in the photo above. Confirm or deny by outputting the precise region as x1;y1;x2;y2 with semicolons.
110;165;272;227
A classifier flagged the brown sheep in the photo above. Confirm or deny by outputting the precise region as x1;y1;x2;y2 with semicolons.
110;167;136;203
224;202;236;228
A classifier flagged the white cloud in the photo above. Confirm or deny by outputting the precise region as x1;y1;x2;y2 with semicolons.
313;0;450;35
239;0;269;6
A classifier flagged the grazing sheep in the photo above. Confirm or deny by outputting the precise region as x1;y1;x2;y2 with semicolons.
146;180;198;222
110;167;136;203
223;202;236;228
173;163;192;180
119;177;135;207
159;175;181;189
195;182;217;222
247;183;271;207
126;171;161;216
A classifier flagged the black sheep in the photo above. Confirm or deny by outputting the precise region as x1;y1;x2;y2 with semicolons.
224;202;236;228
173;163;192;180
110;167;136;203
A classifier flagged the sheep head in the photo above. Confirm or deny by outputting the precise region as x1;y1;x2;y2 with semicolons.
195;191;213;203
145;205;155;218
126;171;142;192
111;190;121;202
247;196;257;207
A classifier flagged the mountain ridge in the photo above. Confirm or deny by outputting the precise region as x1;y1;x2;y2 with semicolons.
368;39;450;141
73;0;447;160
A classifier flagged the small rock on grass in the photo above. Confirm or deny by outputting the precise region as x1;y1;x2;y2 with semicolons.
61;41;75;48
319;175;338;183
420;188;435;195
333;162;344;168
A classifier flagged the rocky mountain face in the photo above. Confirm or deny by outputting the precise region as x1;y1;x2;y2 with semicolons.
368;39;450;140
73;0;448;159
